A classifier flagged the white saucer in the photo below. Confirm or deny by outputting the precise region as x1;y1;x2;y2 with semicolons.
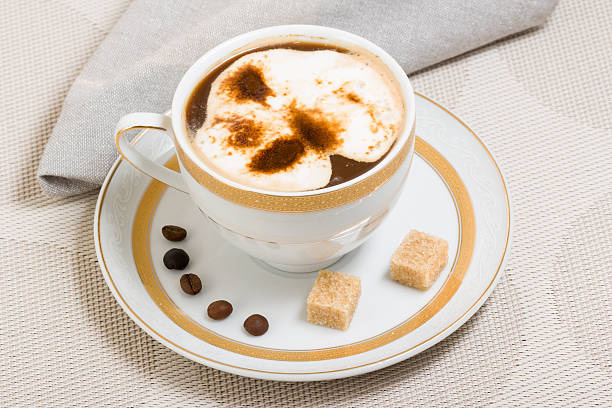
94;93;511;381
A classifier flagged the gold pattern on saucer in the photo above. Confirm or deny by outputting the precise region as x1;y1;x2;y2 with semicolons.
175;127;415;213
130;137;475;361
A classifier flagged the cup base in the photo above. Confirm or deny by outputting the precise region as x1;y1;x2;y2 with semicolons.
258;255;344;274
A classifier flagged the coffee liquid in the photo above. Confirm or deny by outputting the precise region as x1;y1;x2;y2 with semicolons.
185;42;390;189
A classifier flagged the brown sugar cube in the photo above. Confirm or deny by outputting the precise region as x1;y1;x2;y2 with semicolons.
306;270;361;330
390;230;448;290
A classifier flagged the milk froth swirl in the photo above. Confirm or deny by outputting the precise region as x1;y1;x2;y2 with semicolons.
191;48;403;192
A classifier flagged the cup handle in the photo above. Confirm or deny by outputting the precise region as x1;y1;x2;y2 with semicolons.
115;112;188;192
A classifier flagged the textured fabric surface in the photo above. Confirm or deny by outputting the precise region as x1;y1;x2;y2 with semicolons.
36;0;558;196
2;0;611;406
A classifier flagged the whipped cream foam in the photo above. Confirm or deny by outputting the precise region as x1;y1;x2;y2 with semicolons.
190;48;403;192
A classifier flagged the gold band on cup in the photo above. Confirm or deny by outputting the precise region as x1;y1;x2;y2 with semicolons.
175;126;415;213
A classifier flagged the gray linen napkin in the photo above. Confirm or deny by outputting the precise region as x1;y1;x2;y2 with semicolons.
38;0;558;196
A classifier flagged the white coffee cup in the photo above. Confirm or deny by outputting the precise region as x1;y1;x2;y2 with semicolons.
115;25;416;272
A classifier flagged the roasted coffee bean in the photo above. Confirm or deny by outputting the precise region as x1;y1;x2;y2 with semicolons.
162;225;187;241
179;273;202;295
244;314;269;336
207;300;233;320
163;248;189;270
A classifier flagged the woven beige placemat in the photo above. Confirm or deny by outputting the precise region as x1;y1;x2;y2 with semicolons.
1;0;610;406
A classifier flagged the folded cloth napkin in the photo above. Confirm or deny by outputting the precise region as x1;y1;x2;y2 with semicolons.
37;0;558;196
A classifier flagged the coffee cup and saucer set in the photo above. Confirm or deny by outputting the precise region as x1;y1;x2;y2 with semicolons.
94;25;511;381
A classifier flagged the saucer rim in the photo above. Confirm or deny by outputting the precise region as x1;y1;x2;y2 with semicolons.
93;92;512;381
